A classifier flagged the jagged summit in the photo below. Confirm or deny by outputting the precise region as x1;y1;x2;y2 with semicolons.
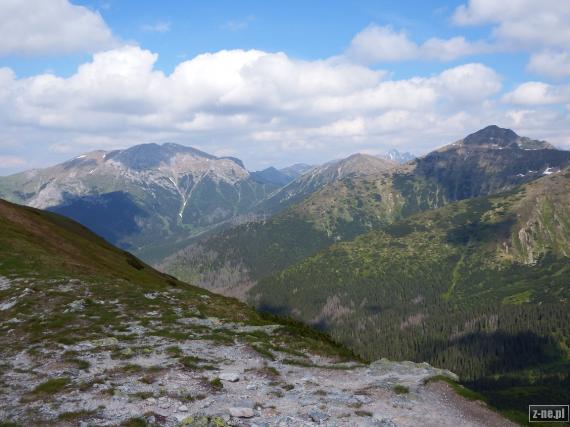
461;125;555;150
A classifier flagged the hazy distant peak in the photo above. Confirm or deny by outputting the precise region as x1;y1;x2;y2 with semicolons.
250;166;292;186
380;149;416;164
279;163;313;178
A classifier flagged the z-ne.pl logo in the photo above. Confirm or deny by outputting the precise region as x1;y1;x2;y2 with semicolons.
529;405;569;423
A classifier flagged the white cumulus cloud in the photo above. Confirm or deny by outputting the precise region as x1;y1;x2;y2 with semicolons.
347;25;419;63
453;0;570;79
346;25;491;64
503;82;570;105
0;0;115;56
528;51;570;79
0;45;516;172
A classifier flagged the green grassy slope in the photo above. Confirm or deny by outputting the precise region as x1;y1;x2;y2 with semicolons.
251;170;570;424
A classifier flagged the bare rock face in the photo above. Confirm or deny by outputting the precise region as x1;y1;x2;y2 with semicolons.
219;372;240;382
228;407;254;418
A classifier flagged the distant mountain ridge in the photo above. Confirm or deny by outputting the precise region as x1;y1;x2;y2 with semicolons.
2;125;568;266
279;163;313;178
250;164;314;186
250;167;294;186
0;142;278;256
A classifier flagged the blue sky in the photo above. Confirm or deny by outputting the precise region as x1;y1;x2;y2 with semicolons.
6;1;527;82
1;0;570;173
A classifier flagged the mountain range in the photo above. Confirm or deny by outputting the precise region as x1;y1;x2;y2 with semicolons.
0;143;282;258
155;125;570;422
252;168;570;420
1;125;569;424
0;144;411;262
159;125;570;293
250;164;313;186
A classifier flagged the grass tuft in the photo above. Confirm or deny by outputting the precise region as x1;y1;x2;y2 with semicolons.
32;377;70;395
393;384;409;395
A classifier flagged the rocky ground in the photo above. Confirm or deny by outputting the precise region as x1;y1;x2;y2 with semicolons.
0;289;513;426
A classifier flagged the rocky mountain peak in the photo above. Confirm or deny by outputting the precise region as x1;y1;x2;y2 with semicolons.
0;142;276;253
108;142;217;171
256;153;397;214
463;125;518;147
462;125;554;150
333;153;396;177
279;163;313;179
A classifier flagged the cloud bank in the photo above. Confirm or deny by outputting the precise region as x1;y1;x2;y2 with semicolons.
0;0;570;173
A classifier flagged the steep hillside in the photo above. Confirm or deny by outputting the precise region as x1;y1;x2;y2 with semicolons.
412;125;566;201
160;126;570;299
252;169;570;424
0;143;278;256
0;199;510;426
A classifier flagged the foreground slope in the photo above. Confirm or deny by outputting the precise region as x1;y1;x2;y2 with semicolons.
159;126;570;299
252;168;570;423
0;200;511;426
